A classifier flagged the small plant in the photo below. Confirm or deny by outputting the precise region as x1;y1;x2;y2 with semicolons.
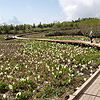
42;86;56;98
30;87;33;92
0;94;2;100
36;92;43;98
17;92;26;100
17;92;32;100
27;80;33;86
13;85;17;93
0;82;8;93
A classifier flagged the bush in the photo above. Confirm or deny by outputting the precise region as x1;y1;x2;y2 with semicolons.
9;30;16;34
45;29;82;36
45;31;66;36
94;30;100;38
0;30;2;34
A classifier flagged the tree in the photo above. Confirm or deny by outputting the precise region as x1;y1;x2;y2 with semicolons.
33;23;35;28
10;24;14;30
38;22;42;28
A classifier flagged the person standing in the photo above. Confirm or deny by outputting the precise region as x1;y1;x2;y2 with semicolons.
89;31;94;43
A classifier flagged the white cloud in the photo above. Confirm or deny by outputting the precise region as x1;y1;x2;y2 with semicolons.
8;16;22;25
58;0;100;21
0;16;4;23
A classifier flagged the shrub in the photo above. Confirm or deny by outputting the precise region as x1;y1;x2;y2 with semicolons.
45;29;82;36
94;30;100;38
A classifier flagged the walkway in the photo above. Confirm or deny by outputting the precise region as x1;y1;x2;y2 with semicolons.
15;36;100;48
68;68;100;100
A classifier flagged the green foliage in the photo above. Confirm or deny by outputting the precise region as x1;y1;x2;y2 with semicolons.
36;92;43;98
17;92;26;100
45;29;82;36
13;85;17;93
0;82;8;93
27;80;33;86
44;86;56;98
0;94;2;100
0;30;2;34
17;92;32;100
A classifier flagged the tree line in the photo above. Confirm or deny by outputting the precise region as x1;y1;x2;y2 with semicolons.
0;18;100;37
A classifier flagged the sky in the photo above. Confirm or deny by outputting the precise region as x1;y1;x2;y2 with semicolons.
0;0;100;25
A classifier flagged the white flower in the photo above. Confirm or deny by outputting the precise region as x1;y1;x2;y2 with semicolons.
26;77;29;80
9;84;13;90
15;66;19;70
13;82;15;85
84;78;87;81
91;70;93;73
71;74;74;77
73;65;77;68
4;72;7;74
76;87;79;90
16;78;19;81
37;86;40;89
25;65;28;68
68;59;70;63
88;61;91;64
77;71;79;73
35;77;37;80
46;64;49;69
3;94;6;98
0;72;3;76
79;73;84;75
69;79;71;82
33;90;36;93
48;68;50;71
38;75;40;79
59;71;62;73
90;66;92;69
90;73;92;76
98;65;100;69
64;65;67;69
73;59;76;62
56;67;59;70
20;78;25;81
7;75;13;78
5;67;9;70
82;65;85;68
1;65;3;68
16;92;21;97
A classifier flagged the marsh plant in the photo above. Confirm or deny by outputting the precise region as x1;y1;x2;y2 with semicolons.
0;39;100;99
